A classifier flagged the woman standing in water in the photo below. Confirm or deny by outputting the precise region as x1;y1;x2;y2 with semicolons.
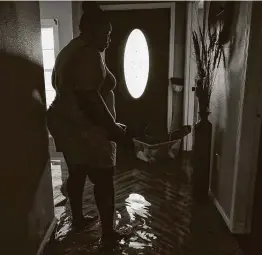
47;2;128;244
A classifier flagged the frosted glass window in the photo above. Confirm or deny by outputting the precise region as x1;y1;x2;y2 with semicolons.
124;29;149;99
41;28;54;50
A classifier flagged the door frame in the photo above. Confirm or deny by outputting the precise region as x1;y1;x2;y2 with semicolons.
183;2;199;151
101;2;176;134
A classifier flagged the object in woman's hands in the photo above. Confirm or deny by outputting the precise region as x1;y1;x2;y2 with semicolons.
122;126;135;150
133;125;192;163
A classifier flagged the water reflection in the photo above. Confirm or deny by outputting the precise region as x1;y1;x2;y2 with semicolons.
52;192;160;253
47;167;193;255
125;193;157;250
44;157;244;255
125;193;152;220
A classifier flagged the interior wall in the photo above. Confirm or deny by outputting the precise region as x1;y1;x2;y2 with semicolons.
39;1;73;50
209;1;252;228
0;1;53;254
247;124;262;254
234;1;262;234
235;3;262;248
249;1;262;247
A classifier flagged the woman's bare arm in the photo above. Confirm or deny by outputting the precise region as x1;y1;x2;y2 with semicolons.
73;47;124;141
104;90;116;120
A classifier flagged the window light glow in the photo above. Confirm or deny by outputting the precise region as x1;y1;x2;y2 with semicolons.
124;29;149;99
41;27;56;109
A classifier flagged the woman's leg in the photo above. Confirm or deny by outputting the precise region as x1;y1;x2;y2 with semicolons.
64;159;98;229
88;167;115;237
66;163;87;223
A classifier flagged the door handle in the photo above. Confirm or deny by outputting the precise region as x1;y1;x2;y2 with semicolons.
192;86;196;92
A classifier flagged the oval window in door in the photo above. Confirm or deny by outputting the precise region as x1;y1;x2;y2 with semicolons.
124;29;149;99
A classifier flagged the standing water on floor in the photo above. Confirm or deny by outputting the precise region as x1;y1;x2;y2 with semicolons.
44;156;242;255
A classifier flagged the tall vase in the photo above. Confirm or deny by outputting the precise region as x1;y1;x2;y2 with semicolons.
192;111;212;203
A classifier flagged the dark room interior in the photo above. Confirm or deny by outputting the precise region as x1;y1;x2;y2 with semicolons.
1;1;262;255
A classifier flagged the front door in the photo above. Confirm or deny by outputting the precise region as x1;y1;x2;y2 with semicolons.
105;8;170;137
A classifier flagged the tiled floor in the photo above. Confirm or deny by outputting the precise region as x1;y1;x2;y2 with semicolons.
45;150;243;255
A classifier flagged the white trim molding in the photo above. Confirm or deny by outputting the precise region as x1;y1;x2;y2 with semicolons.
209;191;231;230
183;2;197;151
167;3;176;133
101;3;175;11
36;217;57;255
101;2;176;134
209;189;247;233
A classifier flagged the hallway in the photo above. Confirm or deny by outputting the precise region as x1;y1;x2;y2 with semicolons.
44;151;242;255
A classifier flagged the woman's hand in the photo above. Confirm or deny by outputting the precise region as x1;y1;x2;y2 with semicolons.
116;123;127;132
109;122;126;143
116;124;135;151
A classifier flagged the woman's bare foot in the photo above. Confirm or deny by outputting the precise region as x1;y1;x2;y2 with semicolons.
101;228;132;248
72;215;98;231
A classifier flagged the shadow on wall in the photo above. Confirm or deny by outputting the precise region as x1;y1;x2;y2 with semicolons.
0;51;49;254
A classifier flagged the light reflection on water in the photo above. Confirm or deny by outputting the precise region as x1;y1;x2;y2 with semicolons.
125;193;157;250
45;155;241;254
48;161;192;254
125;193;152;220
53;192;160;254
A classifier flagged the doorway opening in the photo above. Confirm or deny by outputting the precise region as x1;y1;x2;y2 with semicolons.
101;2;175;137
41;19;67;218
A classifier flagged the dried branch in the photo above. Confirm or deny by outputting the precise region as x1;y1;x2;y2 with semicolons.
192;14;225;113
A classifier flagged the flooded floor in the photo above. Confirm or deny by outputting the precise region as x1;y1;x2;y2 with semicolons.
45;151;243;255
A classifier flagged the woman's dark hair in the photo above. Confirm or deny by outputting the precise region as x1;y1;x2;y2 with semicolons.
79;1;110;35
81;1;100;13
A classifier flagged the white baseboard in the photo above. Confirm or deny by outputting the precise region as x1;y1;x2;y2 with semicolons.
209;190;232;231
36;217;57;255
209;191;248;234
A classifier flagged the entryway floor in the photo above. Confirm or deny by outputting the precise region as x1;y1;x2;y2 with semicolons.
44;151;243;255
